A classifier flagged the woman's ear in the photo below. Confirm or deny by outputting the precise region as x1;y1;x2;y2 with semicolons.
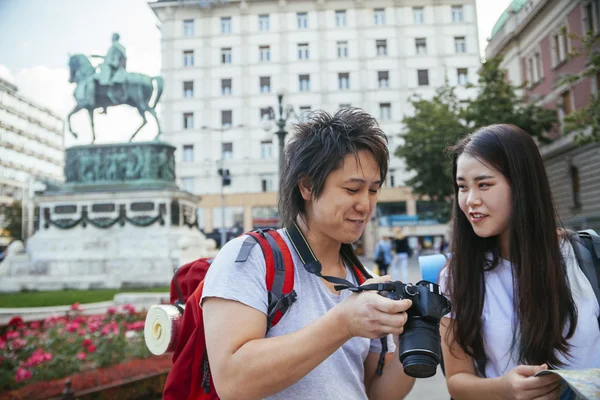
298;177;313;201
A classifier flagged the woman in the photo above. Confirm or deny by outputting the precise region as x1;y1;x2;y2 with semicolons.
440;124;600;399
374;234;393;276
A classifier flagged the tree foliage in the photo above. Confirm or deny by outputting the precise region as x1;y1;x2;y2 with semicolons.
0;201;22;241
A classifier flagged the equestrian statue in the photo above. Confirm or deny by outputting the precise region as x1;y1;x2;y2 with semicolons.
68;33;163;143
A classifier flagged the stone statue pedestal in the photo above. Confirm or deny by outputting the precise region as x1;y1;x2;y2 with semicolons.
0;142;209;292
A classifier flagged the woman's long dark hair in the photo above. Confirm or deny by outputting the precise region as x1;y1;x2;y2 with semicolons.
445;124;577;367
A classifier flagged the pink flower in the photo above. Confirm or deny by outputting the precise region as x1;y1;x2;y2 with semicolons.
87;344;97;353
78;329;86;336
82;338;92;347
11;338;27;350
15;367;31;382
0;340;6;350
127;321;145;331
6;330;20;340
76;352;86;360
8;316;24;327
65;322;80;333
30;321;40;330
107;306;117;315
70;302;82;311
122;304;136;314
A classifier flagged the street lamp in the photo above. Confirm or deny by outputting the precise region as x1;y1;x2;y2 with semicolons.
200;124;240;248
262;92;296;179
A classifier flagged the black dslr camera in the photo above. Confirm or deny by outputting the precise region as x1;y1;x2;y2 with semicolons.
378;280;451;378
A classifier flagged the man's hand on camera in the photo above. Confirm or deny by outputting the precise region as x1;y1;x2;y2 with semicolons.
335;275;412;340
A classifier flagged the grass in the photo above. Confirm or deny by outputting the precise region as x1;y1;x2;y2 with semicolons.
0;287;169;308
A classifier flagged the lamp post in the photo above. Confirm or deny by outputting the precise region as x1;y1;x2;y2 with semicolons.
263;93;295;179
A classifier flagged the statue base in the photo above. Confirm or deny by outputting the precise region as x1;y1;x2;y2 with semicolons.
0;142;211;292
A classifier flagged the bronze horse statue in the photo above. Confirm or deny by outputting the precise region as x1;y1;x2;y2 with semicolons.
67;54;163;143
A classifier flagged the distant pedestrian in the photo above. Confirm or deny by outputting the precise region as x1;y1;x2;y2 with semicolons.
374;235;393;276
392;228;410;282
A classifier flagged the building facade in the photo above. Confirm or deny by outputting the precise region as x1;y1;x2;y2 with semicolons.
0;77;65;244
486;0;600;231
150;0;480;250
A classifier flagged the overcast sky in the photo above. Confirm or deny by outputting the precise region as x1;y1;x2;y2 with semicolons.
0;0;511;146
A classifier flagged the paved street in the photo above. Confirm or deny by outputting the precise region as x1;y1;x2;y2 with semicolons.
360;254;450;400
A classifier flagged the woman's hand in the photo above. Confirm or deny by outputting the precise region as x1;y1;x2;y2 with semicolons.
335;275;412;339
499;364;562;400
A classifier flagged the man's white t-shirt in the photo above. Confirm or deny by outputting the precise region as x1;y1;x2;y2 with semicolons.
440;241;600;378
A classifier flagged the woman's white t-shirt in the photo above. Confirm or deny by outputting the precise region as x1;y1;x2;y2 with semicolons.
440;241;600;378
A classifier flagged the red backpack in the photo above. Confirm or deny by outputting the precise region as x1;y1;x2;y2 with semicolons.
162;229;297;400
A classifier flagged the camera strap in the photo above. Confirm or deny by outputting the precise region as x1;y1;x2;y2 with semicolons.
285;221;390;376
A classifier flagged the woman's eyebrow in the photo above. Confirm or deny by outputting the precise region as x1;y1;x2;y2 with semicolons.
456;175;494;182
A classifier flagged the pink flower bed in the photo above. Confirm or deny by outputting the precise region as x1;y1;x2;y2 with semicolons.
0;304;153;394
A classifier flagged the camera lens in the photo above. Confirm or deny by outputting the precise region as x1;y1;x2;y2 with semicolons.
398;318;442;378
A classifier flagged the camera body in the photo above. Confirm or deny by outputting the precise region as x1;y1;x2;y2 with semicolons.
378;280;452;378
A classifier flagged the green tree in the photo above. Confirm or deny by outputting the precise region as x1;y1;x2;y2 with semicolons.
0;201;23;241
395;85;466;219
463;57;557;140
562;32;600;144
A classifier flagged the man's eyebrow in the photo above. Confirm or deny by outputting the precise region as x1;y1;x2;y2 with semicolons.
456;175;495;181
343;178;383;185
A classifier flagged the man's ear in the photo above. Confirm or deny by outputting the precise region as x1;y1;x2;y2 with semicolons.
298;177;313;201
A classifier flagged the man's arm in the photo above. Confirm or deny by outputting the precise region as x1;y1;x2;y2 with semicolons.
203;297;352;400
364;345;415;399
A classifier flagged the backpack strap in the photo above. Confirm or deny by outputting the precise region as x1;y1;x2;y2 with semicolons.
571;230;600;329
242;229;297;331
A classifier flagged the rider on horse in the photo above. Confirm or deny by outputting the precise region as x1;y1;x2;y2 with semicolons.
92;33;127;112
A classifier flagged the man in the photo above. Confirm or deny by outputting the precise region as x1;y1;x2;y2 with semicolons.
202;109;415;399
93;33;127;110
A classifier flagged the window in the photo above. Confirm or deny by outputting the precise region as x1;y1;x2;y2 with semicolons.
452;5;464;22
183;19;194;36
340;103;351;109
297;12;308;29
221;79;232;95
338;73;350;90
183;145;194;163
374;8;386;25
298;43;309;60
183;81;194;98
221;48;232;64
455;37;466;53
413;7;425;24
183;112;194;130
583;1;599;35
260;76;271;93
183;50;194;67
561;90;573;115
222;142;233;160
337;41;349;58
457;68;468;85
535;52;543;81
259;14;270;32
261;174;274;192
182;177;195;193
259;45;271;62
336;10;347;27
221;110;232;128
299;75;310;92
260;141;273;159
570;164;581;209
378;71;389;88
415;38;427;55
298;106;311;121
221;17;232;34
380;103;391;121
388;170;396;187
418;69;429;86
376;40;387;56
552;29;569;65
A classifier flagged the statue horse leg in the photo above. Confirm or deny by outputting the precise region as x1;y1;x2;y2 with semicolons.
67;104;84;139
88;108;96;144
148;107;162;141
129;107;147;142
